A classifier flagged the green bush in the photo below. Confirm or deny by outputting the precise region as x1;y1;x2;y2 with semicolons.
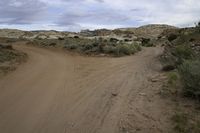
168;71;178;86
64;44;78;50
81;43;93;51
133;43;142;51
168;33;178;42
117;44;132;55
172;45;193;65
141;38;150;44
116;43;141;56
171;112;188;133
0;44;13;50
102;43;141;56
141;38;153;47
171;112;200;133
178;60;200;99
142;42;154;47
63;38;141;56
0;50;18;63
103;46;117;54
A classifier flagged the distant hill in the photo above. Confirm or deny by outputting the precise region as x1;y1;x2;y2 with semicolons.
117;24;178;39
0;29;25;38
0;24;177;40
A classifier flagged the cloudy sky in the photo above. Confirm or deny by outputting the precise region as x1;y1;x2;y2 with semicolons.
0;0;199;31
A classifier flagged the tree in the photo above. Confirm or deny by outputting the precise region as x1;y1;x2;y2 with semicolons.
195;21;200;32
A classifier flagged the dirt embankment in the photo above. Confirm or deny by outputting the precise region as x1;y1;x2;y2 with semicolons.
0;44;174;133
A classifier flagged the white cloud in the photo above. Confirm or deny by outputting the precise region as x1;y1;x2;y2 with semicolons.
0;0;200;31
102;0;200;27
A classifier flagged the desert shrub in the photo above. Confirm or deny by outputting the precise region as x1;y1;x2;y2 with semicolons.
82;44;100;54
0;50;18;63
0;44;13;50
5;38;19;43
168;33;178;42
115;43;141;56
81;43;93;51
133;43;142;51
172;44;193;65
117;44;132;55
49;43;56;46
74;36;79;39
0;48;27;64
124;39;132;42
189;38;195;42
64;44;78;50
58;37;64;40
141;38;150;44
63;37;141;56
172;112;200;133
64;37;94;50
178;60;200;99
142;42;154;47
140;38;153;47
162;71;179;95
103;46;117;54
162;64;176;71
103;43;141;56
174;45;193;58
168;71;178;85
110;38;119;43
171;112;189;133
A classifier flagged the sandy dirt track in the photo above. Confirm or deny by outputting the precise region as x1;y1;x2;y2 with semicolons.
0;45;171;133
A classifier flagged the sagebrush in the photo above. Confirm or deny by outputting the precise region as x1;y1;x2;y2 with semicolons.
178;60;200;99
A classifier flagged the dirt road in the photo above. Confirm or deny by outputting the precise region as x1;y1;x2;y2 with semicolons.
0;45;171;133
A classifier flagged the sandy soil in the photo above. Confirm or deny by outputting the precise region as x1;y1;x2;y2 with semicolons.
0;44;173;133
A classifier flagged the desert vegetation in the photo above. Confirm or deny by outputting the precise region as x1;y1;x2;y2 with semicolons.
0;43;27;76
161;24;200;100
65;38;141;56
159;22;200;133
27;37;142;56
171;112;200;133
178;60;200;99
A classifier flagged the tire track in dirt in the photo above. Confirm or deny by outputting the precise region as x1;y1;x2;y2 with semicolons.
0;44;170;133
